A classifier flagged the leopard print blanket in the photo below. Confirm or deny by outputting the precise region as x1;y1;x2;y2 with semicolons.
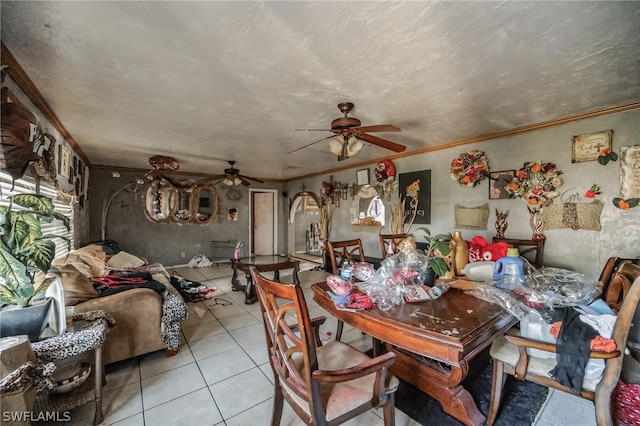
161;290;188;351
31;310;115;361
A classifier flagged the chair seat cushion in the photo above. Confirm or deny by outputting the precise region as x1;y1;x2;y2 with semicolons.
285;340;399;422
490;334;601;392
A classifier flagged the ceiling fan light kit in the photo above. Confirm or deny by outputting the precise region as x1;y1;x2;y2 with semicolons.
291;102;406;159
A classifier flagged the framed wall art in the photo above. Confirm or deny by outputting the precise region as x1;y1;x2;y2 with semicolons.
398;170;431;224
620;145;640;199
489;170;515;199
227;207;238;221
571;130;613;163
58;146;70;179
356;168;370;186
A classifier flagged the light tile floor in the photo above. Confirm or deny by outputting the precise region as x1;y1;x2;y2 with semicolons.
67;263;593;426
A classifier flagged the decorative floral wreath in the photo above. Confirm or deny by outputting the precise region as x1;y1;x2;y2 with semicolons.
507;161;564;206
449;150;489;187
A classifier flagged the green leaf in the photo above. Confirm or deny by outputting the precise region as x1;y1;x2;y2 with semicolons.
33;276;58;298
0;246;31;307
11;194;54;216
12;212;42;250
17;239;55;273
609;152;618;161
0;285;19;306
430;257;449;277
597;156;609;165
613;198;622;208
415;227;432;238
432;241;451;256
52;212;71;231
629;198;640;208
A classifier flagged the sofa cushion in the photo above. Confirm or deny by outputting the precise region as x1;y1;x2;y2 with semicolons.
57;264;99;305
107;251;146;269
54;244;108;278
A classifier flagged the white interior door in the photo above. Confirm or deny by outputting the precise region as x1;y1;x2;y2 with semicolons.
253;191;275;255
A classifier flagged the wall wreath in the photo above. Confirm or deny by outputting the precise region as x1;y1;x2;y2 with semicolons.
449;150;490;187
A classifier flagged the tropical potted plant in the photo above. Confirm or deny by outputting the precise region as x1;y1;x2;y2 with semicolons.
0;193;70;341
413;227;452;279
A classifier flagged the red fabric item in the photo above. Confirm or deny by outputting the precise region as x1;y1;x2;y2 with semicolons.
614;380;640;426
590;335;617;352
549;321;616;352
348;293;374;310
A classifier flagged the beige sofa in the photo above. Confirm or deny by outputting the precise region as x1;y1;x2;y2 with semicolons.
46;245;187;365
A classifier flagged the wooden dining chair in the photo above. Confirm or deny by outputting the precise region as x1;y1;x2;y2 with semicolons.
249;267;399;426
598;257;640;313
492;237;545;269
487;261;640;426
326;239;366;341
379;233;408;259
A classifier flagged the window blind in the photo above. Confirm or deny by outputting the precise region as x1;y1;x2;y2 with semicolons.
1;171;74;259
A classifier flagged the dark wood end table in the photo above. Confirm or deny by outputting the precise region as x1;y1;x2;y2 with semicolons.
231;255;291;304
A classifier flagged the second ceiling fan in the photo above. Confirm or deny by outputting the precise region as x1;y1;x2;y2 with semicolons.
289;102;406;161
203;161;263;187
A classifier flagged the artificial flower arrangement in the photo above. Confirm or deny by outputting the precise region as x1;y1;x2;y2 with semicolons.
597;148;618;165
507;161;564;206
449;150;489;187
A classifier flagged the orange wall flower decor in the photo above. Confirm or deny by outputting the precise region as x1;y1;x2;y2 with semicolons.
507;161;564;206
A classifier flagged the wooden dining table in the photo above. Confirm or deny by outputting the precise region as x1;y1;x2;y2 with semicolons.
312;281;517;426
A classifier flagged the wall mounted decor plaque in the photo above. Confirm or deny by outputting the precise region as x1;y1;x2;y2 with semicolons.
399;170;431;224
571;130;613;163
620;145;640;199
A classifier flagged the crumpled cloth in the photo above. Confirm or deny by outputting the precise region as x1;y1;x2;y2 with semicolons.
0;361;56;394
579;313;616;339
549;307;598;394
550;321;617;352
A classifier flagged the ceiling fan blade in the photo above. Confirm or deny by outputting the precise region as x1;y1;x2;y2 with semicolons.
239;174;264;183
356;132;407;153
198;174;226;184
239;176;251;186
353;124;401;133
287;134;336;154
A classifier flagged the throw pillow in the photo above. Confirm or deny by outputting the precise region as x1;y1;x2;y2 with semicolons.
54;244;108;278
107;251;146;269
57;264;99;305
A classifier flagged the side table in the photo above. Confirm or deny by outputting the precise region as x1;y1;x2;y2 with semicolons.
31;311;114;424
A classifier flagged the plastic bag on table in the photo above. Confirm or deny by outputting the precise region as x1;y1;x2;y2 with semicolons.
470;266;602;322
358;247;433;311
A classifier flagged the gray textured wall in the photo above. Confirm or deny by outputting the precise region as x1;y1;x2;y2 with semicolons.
286;109;640;280
88;169;287;265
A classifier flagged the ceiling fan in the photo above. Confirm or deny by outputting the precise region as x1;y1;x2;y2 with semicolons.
288;102;406;161
204;161;264;186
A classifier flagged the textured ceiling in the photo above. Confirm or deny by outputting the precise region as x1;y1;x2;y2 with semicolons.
2;1;640;181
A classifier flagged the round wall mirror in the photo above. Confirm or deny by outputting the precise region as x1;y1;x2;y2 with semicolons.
143;176;177;223
193;184;220;225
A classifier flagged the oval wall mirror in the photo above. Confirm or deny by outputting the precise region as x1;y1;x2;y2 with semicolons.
143;176;177;223
173;180;196;223
193;183;220;225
